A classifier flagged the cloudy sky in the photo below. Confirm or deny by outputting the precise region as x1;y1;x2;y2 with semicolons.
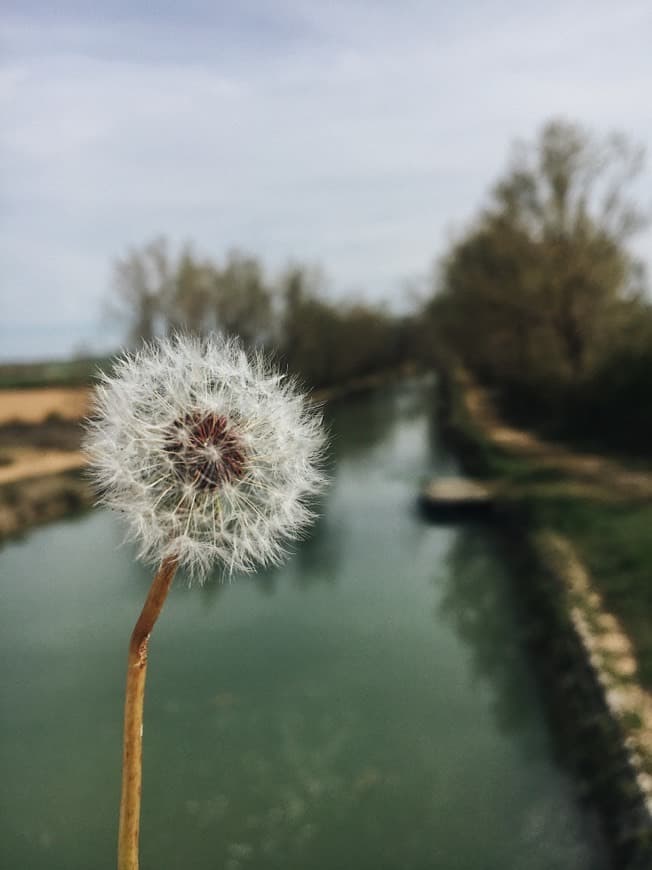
2;0;651;360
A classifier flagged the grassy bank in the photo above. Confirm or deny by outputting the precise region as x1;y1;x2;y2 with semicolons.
439;364;652;688
0;357;112;390
526;497;652;691
438;363;652;867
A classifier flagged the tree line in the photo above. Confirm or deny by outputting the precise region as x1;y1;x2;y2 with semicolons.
426;119;652;455
108;241;416;389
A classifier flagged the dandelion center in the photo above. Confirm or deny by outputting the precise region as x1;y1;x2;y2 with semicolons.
166;412;246;490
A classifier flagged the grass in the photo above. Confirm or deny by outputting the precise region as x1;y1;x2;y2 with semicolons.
481;442;652;690
487;452;567;485
528;496;652;690
488;443;652;691
443;366;652;692
0;356;113;389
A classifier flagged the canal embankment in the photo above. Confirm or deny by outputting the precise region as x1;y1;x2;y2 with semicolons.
436;363;652;870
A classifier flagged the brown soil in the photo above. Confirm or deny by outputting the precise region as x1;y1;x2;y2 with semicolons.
0;387;91;425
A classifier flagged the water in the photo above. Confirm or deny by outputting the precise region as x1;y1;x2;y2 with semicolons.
0;380;606;869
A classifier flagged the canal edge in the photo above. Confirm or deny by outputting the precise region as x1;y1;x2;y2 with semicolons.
435;363;652;870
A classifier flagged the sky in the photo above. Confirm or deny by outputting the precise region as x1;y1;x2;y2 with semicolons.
2;0;651;361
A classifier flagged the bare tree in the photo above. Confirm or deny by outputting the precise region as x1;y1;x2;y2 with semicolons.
211;250;274;348
164;245;212;335
431;119;647;386
107;237;171;346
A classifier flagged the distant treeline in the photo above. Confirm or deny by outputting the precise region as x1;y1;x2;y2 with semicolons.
108;241;422;389
0;357;109;390
426;119;652;457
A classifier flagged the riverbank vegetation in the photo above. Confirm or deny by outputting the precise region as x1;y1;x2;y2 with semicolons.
536;498;652;689
441;363;652;691
426;119;652;460
0;357;110;390
429;119;652;693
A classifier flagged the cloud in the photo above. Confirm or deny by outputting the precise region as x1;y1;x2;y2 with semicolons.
1;0;651;358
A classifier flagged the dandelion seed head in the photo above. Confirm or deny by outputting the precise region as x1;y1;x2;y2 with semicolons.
165;411;247;490
84;334;327;580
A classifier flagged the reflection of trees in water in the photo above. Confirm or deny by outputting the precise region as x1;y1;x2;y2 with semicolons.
198;508;342;600
438;527;539;736
259;509;344;593
425;397;461;478
291;512;342;588
325;394;395;464
325;378;434;463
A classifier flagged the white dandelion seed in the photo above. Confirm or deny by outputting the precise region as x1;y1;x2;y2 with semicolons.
84;333;327;580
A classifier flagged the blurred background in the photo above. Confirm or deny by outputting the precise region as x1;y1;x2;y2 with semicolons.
2;2;652;869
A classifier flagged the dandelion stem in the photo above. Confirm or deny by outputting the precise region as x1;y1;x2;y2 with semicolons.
117;555;178;870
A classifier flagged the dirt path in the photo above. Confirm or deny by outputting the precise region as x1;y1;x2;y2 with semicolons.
0;387;91;426
0;449;86;486
458;368;652;499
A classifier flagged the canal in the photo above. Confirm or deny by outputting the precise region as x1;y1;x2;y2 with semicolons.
0;379;606;869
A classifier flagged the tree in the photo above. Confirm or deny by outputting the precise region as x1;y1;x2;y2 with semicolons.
212;250;274;348
108;237;171;346
277;265;336;385
165;246;212;335
430;119;647;390
278;265;403;387
107;242;276;348
107;241;409;390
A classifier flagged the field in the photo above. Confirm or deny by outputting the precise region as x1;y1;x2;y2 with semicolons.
0;364;94;538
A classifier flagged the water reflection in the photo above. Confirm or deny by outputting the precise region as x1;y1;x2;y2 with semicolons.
198;512;342;601
290;512;342;588
437;528;538;735
0;379;606;870
324;377;432;462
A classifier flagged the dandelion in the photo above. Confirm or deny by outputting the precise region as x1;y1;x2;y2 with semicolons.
84;334;326;870
86;334;326;579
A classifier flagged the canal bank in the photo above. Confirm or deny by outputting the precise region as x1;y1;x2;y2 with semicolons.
436;364;652;870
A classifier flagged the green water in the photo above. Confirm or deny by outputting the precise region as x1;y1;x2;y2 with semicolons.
0;381;606;869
